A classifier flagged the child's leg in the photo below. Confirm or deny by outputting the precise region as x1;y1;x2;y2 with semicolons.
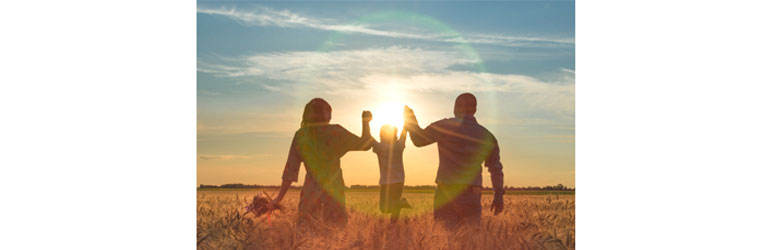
389;182;404;222
400;197;412;209
390;210;400;222
380;184;388;213
398;181;412;209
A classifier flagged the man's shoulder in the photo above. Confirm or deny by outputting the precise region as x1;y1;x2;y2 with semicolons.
477;125;498;144
476;123;494;134
470;122;496;139
429;118;457;128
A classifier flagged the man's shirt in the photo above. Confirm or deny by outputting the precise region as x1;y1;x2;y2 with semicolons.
420;116;504;189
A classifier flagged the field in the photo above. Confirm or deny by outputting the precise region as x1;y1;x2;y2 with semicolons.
197;189;574;250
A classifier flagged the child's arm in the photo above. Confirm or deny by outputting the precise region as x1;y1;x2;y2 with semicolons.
398;121;408;146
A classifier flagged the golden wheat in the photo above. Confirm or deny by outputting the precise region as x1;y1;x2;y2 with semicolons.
197;190;574;250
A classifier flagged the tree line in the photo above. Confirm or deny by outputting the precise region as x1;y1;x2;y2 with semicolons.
200;183;574;191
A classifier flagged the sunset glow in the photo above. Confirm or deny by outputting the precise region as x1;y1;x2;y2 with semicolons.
371;101;405;133
197;2;575;188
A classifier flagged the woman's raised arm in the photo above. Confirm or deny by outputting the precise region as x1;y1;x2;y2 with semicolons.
357;111;374;150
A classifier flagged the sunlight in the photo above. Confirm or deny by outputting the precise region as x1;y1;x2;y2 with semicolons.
372;101;405;132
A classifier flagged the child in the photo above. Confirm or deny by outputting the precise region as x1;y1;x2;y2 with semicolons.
372;123;412;222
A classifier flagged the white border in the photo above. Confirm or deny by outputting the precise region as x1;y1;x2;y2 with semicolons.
2;0;774;249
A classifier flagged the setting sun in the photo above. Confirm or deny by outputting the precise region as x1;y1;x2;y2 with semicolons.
371;101;405;132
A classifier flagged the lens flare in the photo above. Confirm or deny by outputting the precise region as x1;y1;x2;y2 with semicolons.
372;101;405;133
311;10;498;218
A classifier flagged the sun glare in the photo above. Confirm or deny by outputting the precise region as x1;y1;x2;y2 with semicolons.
372;101;405;132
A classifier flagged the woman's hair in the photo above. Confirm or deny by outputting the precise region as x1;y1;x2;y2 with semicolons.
301;98;332;127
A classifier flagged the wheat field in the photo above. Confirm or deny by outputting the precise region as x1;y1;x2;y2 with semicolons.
197;189;574;250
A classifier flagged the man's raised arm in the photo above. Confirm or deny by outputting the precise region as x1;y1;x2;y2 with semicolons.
404;106;435;147
398;121;408;146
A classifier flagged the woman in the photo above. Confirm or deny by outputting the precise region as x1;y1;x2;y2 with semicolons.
268;98;373;226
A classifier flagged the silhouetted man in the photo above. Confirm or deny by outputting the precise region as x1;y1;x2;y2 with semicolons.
404;93;504;229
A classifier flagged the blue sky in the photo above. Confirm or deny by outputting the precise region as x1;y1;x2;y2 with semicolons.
197;1;575;187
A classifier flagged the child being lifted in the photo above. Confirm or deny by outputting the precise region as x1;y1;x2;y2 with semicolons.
372;120;412;222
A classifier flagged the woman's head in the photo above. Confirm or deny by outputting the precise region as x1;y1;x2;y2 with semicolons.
301;98;332;127
380;124;398;143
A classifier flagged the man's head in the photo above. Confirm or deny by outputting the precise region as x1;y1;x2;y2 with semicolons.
454;93;477;118
380;124;398;143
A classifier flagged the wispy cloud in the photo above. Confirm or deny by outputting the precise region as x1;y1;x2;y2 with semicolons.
199;46;479;97
198;46;574;116
197;6;574;48
358;72;574;116
199;46;475;80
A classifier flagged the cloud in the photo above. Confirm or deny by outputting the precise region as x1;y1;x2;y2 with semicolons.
197;46;479;96
360;72;574;116
200;46;474;79
197;6;573;48
198;47;574;116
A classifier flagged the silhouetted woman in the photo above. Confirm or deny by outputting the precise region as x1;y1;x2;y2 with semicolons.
269;98;373;226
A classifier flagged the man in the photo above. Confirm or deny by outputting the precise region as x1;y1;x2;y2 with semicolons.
404;93;504;229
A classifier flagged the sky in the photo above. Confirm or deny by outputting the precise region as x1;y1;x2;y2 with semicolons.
197;1;575;188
